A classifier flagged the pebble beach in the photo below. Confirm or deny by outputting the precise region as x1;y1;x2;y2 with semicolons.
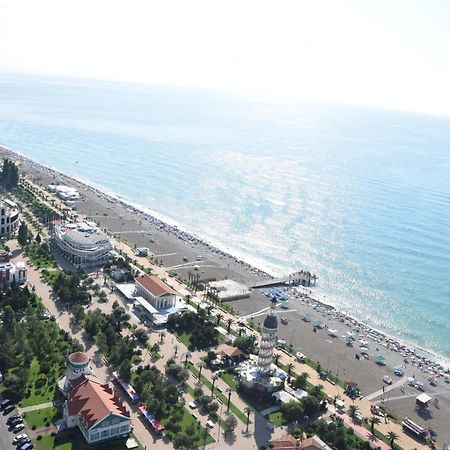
2;144;450;443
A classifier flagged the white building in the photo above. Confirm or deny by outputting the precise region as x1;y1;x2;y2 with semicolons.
52;220;112;268
135;274;177;309
63;377;131;444
0;198;20;237
257;300;278;373
48;184;80;201
0;251;26;286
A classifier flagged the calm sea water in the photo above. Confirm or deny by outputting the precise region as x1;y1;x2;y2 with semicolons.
1;74;450;359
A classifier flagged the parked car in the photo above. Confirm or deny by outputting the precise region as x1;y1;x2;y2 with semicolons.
17;438;32;448
3;405;15;415
1;398;14;410
383;375;393;385
9;417;23;427
12;433;27;444
7;414;21;425
13;423;25;433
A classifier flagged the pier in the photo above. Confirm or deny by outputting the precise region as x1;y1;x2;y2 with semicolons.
250;270;317;289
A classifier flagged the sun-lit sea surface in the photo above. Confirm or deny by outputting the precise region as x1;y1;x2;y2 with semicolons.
1;74;450;359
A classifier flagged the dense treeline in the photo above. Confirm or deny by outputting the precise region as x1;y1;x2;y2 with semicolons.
80;306;136;367
53;271;91;305
167;310;219;350
0;285;81;400
1;158;19;189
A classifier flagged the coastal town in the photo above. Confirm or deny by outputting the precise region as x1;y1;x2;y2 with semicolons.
0;151;449;450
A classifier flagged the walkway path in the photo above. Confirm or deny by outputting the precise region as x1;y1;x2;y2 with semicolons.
365;376;408;401
18;402;54;413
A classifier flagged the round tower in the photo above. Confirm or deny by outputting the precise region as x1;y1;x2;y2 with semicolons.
257;299;278;373
63;352;91;391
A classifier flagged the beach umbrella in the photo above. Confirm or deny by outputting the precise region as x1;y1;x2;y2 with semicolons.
375;355;385;364
315;319;323;328
303;313;310;321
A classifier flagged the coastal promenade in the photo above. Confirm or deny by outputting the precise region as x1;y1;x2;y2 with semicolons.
15;173;439;449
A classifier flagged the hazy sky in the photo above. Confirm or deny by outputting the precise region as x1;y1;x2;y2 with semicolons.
1;0;450;116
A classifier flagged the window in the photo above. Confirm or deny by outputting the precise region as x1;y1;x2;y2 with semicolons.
0;218;4;224
101;429;109;438
120;424;129;433
90;432;99;441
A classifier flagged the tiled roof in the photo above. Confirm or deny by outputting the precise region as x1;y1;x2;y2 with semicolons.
301;436;330;450
272;434;299;449
136;274;176;297
68;352;89;365
67;379;130;428
221;346;245;358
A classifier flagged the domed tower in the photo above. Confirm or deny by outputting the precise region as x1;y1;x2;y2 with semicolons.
257;299;278;373
63;352;91;391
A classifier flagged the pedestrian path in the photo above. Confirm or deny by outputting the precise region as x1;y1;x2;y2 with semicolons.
19;402;53;413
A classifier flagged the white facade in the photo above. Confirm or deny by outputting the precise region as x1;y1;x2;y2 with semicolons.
257;302;278;373
0;255;27;286
0;198;19;237
52;221;112;268
63;378;131;445
135;275;177;309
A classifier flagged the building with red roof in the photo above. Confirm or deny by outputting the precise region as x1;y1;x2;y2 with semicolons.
63;378;131;444
135;274;177;309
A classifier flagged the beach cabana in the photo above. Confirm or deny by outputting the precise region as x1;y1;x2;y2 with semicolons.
416;393;431;409
375;355;385;365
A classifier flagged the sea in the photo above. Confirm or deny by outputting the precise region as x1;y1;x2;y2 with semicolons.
1;74;450;360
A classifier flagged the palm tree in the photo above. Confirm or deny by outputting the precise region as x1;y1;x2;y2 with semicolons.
226;318;233;333
226;388;232;411
274;354;280;366
287;362;294;377
387;431;399;449
348;404;360;421
197;362;204;381
183;351;191;367
211;374;219;395
295;372;309;390
216;313;223;326
370;416;381;434
244;406;252;433
174;344;179;357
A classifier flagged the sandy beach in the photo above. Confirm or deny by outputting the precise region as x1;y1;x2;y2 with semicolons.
2;144;450;446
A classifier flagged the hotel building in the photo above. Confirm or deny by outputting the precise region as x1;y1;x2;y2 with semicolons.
52;220;112;268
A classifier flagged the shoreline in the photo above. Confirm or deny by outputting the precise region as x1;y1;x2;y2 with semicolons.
2;143;449;370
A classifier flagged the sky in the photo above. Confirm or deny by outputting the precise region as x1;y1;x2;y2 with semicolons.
1;0;450;117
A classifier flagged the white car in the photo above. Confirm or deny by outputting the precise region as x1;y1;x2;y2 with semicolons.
296;352;305;362
12;434;27;444
383;375;393;385
13;423;25;433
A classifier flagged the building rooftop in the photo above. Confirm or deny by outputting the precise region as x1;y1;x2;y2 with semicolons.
68;352;89;365
67;379;130;428
136;274;176;297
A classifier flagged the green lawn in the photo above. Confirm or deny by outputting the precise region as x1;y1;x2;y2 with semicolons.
21;358;59;407
162;408;215;446
24;406;59;429
187;363;248;424
220;371;238;391
267;411;287;428
35;431;144;450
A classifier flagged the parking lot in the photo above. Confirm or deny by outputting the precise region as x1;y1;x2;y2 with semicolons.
0;398;31;450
